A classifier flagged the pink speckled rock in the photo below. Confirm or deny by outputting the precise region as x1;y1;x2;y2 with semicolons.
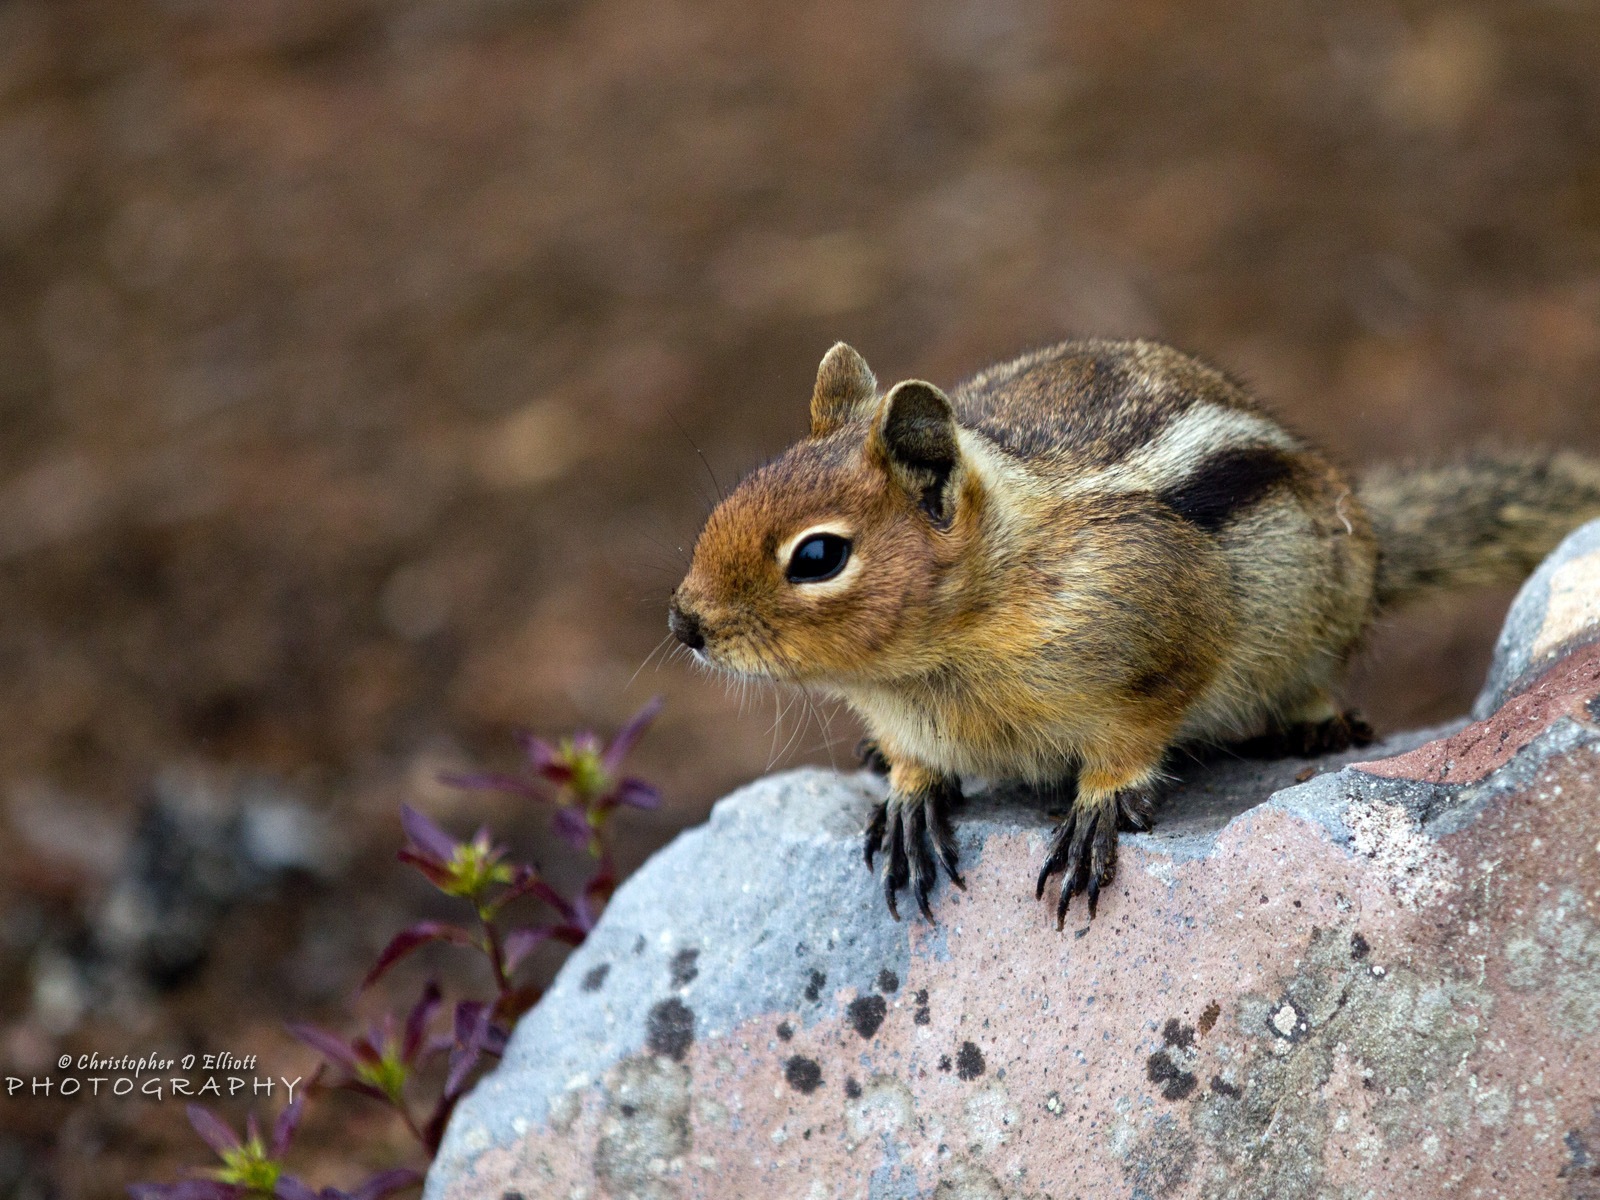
428;522;1600;1200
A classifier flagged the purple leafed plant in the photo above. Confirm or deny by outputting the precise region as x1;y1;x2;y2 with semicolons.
126;1099;420;1200
129;698;664;1198
450;692;664;859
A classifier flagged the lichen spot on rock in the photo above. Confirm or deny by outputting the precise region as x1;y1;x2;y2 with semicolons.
645;997;695;1061
956;1041;986;1080
847;993;887;1039
783;1055;822;1094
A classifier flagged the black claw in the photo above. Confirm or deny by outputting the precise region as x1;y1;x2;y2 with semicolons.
1090;813;1115;884
905;803;935;920
936;844;966;890
864;801;887;868
1055;870;1070;928
1035;855;1057;901
1117;787;1155;832
882;816;908;921
914;874;935;922
1068;817;1095;916
866;778;962;922
1036;827;1069;899
1037;786;1154;929
927;791;965;889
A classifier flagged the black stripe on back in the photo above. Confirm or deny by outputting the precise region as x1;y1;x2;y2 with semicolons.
1157;446;1296;532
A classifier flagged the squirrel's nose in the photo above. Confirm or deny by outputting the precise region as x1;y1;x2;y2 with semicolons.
668;599;706;652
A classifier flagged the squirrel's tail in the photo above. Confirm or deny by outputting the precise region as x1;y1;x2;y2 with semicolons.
1358;450;1600;610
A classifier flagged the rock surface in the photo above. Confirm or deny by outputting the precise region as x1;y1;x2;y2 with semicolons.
428;523;1600;1200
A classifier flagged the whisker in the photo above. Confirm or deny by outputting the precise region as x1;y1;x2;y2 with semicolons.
766;687;786;772
796;683;844;768
775;689;810;767
635;529;692;568
662;404;726;508
628;632;675;690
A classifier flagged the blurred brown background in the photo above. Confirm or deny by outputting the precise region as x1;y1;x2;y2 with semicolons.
2;0;1598;1193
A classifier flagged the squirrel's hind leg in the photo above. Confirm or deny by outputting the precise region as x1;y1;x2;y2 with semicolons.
856;737;891;775
864;760;964;921
1232;694;1375;759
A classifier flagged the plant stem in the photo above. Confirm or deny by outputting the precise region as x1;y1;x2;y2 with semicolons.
479;907;510;996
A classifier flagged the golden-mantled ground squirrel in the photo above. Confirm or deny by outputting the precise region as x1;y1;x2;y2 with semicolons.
669;340;1600;927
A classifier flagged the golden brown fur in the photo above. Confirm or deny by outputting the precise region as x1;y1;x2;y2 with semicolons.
669;339;1600;927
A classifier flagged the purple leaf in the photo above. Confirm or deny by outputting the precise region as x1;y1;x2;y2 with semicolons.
369;1012;399;1061
361;922;478;990
613;777;662;810
403;980;443;1062
551;806;592;851
443;1001;509;1096
270;1090;305;1156
540;922;589;948
394;849;455;890
481;1023;509;1057
354;1022;386;1066
444;1002;494;1098
487;866;559;916
185;1105;241;1155
532;878;578;917
602;695;663;773
286;1023;362;1071
128;1183;234;1200
501;926;554;974
515;731;566;777
538;763;576;787
444;1041;486;1098
576;895;602;932
398;804;457;862
451;1000;488;1045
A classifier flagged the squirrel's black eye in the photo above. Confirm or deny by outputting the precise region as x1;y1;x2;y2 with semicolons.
786;533;851;583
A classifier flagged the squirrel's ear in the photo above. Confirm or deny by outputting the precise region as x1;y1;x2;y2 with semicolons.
874;380;961;527
811;343;877;436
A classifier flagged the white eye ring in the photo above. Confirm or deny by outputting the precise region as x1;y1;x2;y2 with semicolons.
776;523;860;592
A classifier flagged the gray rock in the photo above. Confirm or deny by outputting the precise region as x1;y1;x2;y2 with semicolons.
428;519;1600;1200
1475;517;1600;717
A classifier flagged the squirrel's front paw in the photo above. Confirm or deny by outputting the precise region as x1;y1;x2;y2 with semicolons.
1036;787;1155;927
863;780;964;921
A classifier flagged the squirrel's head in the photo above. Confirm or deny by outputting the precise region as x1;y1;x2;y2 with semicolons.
670;343;982;684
